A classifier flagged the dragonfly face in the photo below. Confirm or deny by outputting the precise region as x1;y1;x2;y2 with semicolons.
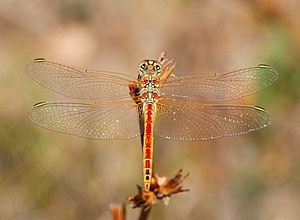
138;60;162;80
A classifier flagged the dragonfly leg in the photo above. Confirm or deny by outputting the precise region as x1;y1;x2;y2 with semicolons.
160;59;176;83
158;51;167;63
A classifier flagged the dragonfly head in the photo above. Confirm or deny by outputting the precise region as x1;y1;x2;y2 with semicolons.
138;60;162;80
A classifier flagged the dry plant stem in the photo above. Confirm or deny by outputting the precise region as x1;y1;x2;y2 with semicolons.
139;206;152;220
109;203;126;220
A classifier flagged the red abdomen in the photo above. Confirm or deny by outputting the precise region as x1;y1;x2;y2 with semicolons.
143;104;154;192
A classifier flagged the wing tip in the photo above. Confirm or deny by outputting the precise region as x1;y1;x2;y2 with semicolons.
257;63;278;72
25;58;46;75
256;63;279;83
257;63;271;68
33;101;47;108
254;105;266;111
33;58;46;62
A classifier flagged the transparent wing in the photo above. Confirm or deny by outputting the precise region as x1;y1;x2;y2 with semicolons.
26;59;137;101
159;64;278;103
154;102;271;140
28;101;140;139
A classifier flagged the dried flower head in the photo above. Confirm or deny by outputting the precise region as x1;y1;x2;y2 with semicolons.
128;170;189;208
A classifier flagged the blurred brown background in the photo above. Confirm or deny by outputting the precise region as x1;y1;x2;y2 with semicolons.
1;0;300;219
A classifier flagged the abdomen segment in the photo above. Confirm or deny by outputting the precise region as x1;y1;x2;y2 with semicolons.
143;104;154;192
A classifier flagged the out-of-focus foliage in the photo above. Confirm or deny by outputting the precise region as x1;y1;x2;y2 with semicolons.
0;0;300;219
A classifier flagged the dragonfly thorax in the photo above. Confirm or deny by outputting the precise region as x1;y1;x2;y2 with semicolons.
138;74;160;107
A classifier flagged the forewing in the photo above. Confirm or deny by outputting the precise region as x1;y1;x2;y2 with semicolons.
160;64;278;103
28;101;140;139
26;59;137;100
154;102;271;140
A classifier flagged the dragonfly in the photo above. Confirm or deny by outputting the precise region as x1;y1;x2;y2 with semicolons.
26;52;278;192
